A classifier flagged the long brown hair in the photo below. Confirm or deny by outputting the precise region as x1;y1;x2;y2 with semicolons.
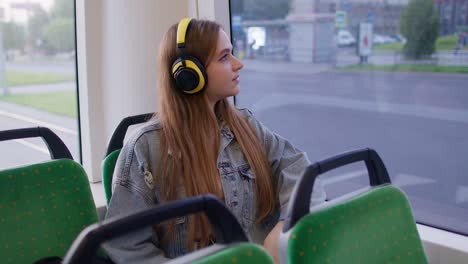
155;19;276;250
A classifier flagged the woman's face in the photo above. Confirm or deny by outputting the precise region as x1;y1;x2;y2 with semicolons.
205;29;244;104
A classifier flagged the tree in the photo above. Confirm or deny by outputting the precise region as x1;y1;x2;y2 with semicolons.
28;6;50;48
1;22;26;51
43;18;75;53
230;0;244;15
400;0;439;59
51;0;75;19
240;0;290;20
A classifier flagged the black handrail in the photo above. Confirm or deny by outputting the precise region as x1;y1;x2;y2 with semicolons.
283;148;391;232
105;113;153;156
0;127;73;160
63;194;248;264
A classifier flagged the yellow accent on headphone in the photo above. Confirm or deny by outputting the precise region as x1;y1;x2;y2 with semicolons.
172;60;206;94
176;18;192;47
171;18;208;94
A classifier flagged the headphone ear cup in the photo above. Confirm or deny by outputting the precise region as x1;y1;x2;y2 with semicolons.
171;56;208;94
172;58;199;92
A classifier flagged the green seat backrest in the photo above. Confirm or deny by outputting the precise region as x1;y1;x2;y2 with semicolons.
190;243;274;264
287;185;427;264
0;159;98;264
102;149;121;205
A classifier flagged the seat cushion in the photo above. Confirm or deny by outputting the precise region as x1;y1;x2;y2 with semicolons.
192;243;274;264
0;159;98;264
102;149;121;205
288;185;427;264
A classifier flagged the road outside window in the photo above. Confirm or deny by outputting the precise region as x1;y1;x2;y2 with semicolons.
0;0;79;169
230;0;468;235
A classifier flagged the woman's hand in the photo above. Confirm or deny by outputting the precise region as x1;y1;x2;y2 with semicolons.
263;221;284;264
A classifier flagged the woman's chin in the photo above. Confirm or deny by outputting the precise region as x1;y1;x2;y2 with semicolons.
232;85;240;96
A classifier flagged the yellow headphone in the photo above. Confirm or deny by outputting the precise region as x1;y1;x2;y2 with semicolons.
171;18;208;94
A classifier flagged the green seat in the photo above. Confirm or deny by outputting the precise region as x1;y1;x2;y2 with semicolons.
280;148;427;264
102;149;120;204
188;242;273;264
0;127;98;264
64;195;274;264
103;113;153;205
286;185;426;263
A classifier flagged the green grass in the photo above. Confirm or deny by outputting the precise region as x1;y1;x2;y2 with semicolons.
436;35;458;50
374;35;468;51
0;91;77;118
5;71;75;86
340;64;468;74
374;42;403;51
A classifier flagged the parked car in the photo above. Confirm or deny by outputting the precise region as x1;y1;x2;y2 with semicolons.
389;34;407;44
373;34;387;45
337;30;356;47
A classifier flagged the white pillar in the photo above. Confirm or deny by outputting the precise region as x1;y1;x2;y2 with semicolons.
287;0;335;63
77;0;190;182
287;0;317;63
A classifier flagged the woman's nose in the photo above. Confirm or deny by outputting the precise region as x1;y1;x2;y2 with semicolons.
232;55;244;71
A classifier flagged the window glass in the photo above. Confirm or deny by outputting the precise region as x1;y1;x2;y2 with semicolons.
230;0;468;235
0;0;78;168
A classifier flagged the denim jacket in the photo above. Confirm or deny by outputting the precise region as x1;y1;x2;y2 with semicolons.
103;108;326;264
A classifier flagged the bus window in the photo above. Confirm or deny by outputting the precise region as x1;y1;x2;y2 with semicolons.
0;0;79;168
230;0;468;236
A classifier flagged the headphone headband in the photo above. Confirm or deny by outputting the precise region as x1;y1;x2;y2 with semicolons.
172;18;208;95
176;18;193;49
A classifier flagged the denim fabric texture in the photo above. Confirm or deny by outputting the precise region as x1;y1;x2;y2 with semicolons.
103;108;326;264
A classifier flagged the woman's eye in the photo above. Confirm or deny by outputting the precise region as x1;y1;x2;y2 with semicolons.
220;54;228;61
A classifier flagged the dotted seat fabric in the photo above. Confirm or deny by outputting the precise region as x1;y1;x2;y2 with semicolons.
102;149;120;205
287;185;428;264
192;243;274;264
0;159;98;264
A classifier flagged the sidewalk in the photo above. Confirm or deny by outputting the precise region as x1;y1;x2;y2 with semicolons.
243;59;332;74
0;100;78;132
242;50;468;74
2;81;75;95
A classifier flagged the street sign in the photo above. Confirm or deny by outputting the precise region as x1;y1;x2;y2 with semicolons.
358;23;373;57
232;15;242;30
335;10;347;28
367;12;375;23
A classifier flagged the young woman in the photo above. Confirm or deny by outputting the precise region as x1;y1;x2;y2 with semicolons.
104;18;326;264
